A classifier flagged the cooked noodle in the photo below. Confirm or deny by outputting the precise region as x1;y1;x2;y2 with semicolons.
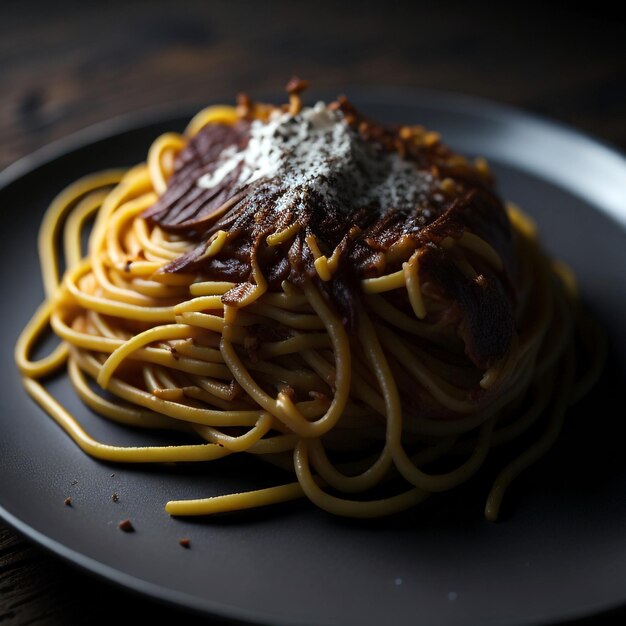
15;87;605;521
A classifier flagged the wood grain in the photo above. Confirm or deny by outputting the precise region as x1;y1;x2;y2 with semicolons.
2;0;625;172
1;1;624;624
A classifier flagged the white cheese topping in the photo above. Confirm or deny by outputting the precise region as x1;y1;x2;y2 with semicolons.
197;101;430;213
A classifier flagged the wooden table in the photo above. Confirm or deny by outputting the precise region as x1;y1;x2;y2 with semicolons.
1;1;624;623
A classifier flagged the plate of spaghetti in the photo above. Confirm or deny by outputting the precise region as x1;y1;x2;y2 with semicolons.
1;83;625;626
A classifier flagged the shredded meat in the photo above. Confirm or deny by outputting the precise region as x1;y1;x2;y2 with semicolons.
144;97;515;368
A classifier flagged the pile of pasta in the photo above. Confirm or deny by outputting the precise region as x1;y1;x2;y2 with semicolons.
16;101;604;521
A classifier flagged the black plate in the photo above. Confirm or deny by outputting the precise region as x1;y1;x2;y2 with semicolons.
1;89;625;626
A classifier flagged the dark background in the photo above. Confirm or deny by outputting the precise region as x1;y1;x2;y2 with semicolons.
1;1;625;624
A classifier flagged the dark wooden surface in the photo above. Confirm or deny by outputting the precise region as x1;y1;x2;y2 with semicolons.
1;1;624;624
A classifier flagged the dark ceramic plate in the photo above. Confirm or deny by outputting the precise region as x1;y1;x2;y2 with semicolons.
1;90;625;626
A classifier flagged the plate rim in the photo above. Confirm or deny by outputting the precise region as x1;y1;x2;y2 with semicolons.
1;86;625;626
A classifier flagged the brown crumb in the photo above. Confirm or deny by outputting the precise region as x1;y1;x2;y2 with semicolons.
64;497;72;507
111;493;119;503
285;77;309;116
118;519;134;532
236;92;253;120
285;76;309;95
179;538;191;549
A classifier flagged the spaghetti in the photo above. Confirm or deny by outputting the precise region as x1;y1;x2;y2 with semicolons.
15;83;605;521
